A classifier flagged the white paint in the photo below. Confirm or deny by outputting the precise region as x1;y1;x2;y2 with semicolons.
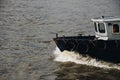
92;16;120;40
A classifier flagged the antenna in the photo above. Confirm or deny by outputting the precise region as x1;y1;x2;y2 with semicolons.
101;16;104;18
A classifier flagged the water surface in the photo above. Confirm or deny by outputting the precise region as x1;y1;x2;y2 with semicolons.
0;0;120;80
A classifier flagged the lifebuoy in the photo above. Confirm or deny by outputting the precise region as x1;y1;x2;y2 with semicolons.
65;40;77;51
76;42;89;54
95;40;106;50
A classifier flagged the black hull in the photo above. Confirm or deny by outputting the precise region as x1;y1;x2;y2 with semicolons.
53;36;120;63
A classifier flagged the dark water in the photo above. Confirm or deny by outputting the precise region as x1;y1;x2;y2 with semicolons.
0;0;120;80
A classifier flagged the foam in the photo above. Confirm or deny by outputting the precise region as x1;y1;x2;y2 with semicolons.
53;47;120;70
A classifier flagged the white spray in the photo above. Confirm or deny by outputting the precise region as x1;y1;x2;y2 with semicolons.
53;47;120;70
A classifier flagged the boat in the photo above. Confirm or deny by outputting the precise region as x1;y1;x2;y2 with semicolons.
53;16;120;63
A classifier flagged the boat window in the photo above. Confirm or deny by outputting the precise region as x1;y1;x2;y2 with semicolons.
94;22;98;32
113;24;119;33
98;23;105;33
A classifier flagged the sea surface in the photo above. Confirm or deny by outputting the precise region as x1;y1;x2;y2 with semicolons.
0;0;120;80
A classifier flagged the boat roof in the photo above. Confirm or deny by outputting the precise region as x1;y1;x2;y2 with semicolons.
91;16;120;22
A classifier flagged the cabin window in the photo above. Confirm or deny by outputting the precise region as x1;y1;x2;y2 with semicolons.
98;23;105;33
94;22;98;32
113;24;119;33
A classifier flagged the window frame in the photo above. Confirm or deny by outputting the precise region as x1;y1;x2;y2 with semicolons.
98;23;106;33
112;24;119;33
94;22;98;32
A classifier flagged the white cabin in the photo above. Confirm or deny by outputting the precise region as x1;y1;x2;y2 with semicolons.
91;16;120;40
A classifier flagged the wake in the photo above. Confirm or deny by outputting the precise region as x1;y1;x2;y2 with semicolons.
53;47;120;70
